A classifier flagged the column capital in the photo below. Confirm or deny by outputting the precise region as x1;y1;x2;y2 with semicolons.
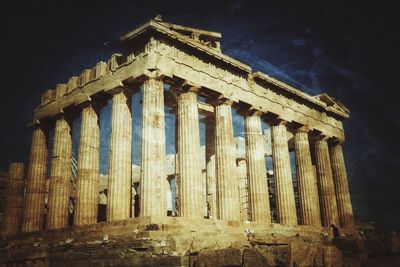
236;105;263;117
170;79;200;94
309;130;332;143
329;136;345;146
79;98;107;112
210;98;233;107
268;117;289;127
207;92;237;107
108;85;134;96
285;121;311;133
142;70;164;81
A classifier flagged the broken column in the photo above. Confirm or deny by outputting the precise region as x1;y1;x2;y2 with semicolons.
1;162;25;236
244;112;271;223
21;125;48;232
215;100;240;220
314;137;339;227
47;115;72;229
294;127;321;226
107;89;132;221
177;89;203;218
140;77;167;217
330;141;354;228
271;121;297;225
74;103;100;225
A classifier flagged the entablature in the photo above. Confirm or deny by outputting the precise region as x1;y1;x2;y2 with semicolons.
32;17;349;141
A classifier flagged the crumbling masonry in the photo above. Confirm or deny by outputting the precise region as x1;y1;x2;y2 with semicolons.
0;17;355;266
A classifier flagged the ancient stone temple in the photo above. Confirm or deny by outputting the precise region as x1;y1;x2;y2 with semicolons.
1;16;357;266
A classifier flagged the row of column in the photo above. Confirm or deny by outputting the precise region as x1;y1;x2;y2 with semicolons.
3;77;354;237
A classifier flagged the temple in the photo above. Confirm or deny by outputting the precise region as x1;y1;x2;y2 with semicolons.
0;16;357;266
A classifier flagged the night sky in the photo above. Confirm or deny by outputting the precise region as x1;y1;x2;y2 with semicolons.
1;0;399;232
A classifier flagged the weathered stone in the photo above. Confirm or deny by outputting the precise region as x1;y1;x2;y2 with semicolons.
1;162;24;236
107;90;132;221
271;121;297;225
314;137;340;227
47;116;72;229
22;126;48;232
330;142;354;229
74;104;100;225
205;116;217;219
198;248;242;267
1;17;362;267
215;101;240;220
140;78;167;217
177;90;203;218
242;248;274;267
294;127;321;226
245;112;271;223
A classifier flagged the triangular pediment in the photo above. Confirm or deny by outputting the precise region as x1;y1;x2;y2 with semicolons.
315;93;350;115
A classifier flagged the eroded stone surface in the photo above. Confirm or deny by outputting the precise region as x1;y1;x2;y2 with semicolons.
0;16;362;267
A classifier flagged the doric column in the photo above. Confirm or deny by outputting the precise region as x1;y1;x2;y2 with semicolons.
47;115;72;229
244;112;271;223
21;125;48;232
140;78;167;217
107;89;132;221
177;89;203;218
293;127;321;226
205;116;217;219
1;162;24;236
74;103;100;225
215;101;240;220
271;121;297;225
330;141;354;228
314;137;339;227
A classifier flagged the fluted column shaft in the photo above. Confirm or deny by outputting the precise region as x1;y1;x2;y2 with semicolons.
107;90;132;221
74;104;100;225
205;116;217;219
21;126;47;232
140;78;167;217
314;138;339;227
177;90;203;218
245;113;271;223
1;163;24;236
294;129;321;226
215;102;240;220
330;143;354;228
47;116;72;229
271;122;297;225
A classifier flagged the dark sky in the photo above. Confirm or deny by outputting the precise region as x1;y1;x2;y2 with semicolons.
1;0;399;231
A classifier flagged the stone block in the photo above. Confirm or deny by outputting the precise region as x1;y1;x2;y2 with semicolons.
95;61;107;78
242;248;274;267
41;89;55;105
55;84;67;98
198;248;242;267
67;76;78;93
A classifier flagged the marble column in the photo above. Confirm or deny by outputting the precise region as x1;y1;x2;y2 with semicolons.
215;101;240;220
47;115;72;229
177;90;203;218
74;103;100;225
271;121;297;225
314;137;339;227
330;142;354;228
140;78;167;217
107;90;132;221
1;163;24;236
205;116;217;219
21;126;48;232
245;112;271;223
294;127;321;226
